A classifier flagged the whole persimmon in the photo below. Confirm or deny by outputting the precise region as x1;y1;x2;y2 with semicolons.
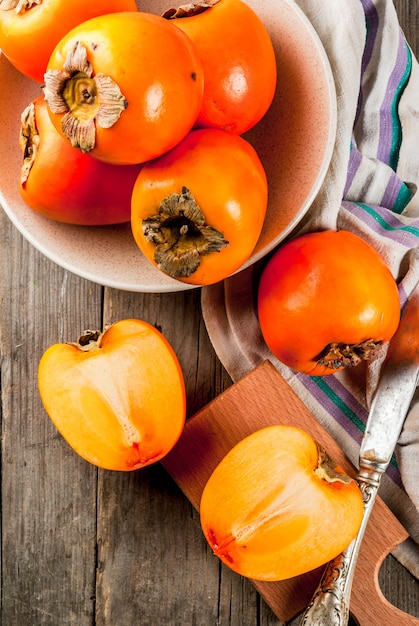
164;0;277;134
200;425;364;581
0;0;138;83
19;96;142;225
38;319;186;471
257;230;401;375
131;128;268;286
43;12;204;164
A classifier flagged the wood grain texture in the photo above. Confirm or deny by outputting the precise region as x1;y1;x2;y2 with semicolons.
0;215;101;625
163;361;417;626
0;0;419;624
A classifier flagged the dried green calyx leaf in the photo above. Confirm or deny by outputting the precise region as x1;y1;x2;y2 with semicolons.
163;0;219;19
316;339;382;371
0;0;41;13
43;41;128;153
19;101;39;185
142;186;229;279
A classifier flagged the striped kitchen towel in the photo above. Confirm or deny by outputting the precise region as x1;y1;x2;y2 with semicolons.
201;0;419;578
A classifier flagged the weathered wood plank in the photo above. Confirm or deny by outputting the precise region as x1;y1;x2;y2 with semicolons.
0;213;102;625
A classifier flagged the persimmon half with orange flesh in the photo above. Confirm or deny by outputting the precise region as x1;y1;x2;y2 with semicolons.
200;425;363;581
38;319;186;471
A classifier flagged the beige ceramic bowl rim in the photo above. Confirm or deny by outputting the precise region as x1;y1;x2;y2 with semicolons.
242;4;337;268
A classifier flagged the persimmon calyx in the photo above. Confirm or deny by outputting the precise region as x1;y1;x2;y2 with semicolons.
142;186;229;279
163;0;219;19
68;329;104;352
0;0;40;13
315;444;353;485
316;338;381;371
43;41;128;153
19;102;39;185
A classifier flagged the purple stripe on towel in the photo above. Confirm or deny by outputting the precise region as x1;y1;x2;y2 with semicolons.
381;169;408;208
341;201;419;247
360;0;380;73
343;144;363;197
355;0;380;124
298;374;367;444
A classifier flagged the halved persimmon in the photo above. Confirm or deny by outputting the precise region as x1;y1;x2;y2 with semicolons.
200;425;363;581
38;319;186;471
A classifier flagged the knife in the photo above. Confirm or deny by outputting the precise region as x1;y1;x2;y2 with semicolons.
299;285;419;626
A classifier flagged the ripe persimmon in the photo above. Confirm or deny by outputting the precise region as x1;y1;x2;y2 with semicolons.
200;425;364;581
257;230;401;375
164;0;277;134
0;0;138;83
131;128;268;286
38;319;186;471
43;12;204;164
19;96;142;225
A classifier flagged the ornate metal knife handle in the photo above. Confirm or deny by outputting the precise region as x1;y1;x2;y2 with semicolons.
299;458;386;626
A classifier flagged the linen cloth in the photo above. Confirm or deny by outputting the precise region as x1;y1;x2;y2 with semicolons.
201;0;419;578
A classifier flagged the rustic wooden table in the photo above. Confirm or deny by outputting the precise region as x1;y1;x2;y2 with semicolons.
1;1;419;624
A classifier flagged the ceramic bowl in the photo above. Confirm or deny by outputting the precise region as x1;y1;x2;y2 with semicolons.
0;0;336;292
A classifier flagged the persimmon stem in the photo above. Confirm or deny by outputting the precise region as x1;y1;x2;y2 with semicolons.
315;339;382;371
315;444;353;485
68;329;104;352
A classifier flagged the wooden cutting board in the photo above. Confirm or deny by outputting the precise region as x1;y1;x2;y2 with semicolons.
162;360;419;625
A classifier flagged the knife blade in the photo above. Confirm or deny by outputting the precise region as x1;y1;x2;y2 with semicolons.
300;285;419;626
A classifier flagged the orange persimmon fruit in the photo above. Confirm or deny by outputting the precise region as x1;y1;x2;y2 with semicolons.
131;128;268;286
200;425;364;581
257;230;401;375
43;12;204;164
0;0;138;83
38;319;186;471
164;0;277;134
19;96;142;225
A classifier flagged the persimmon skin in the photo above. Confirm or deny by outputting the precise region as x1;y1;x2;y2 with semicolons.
167;0;277;134
20;96;142;225
257;230;401;375
0;0;138;83
38;319;186;471
131;128;268;286
46;12;204;164
200;425;364;581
